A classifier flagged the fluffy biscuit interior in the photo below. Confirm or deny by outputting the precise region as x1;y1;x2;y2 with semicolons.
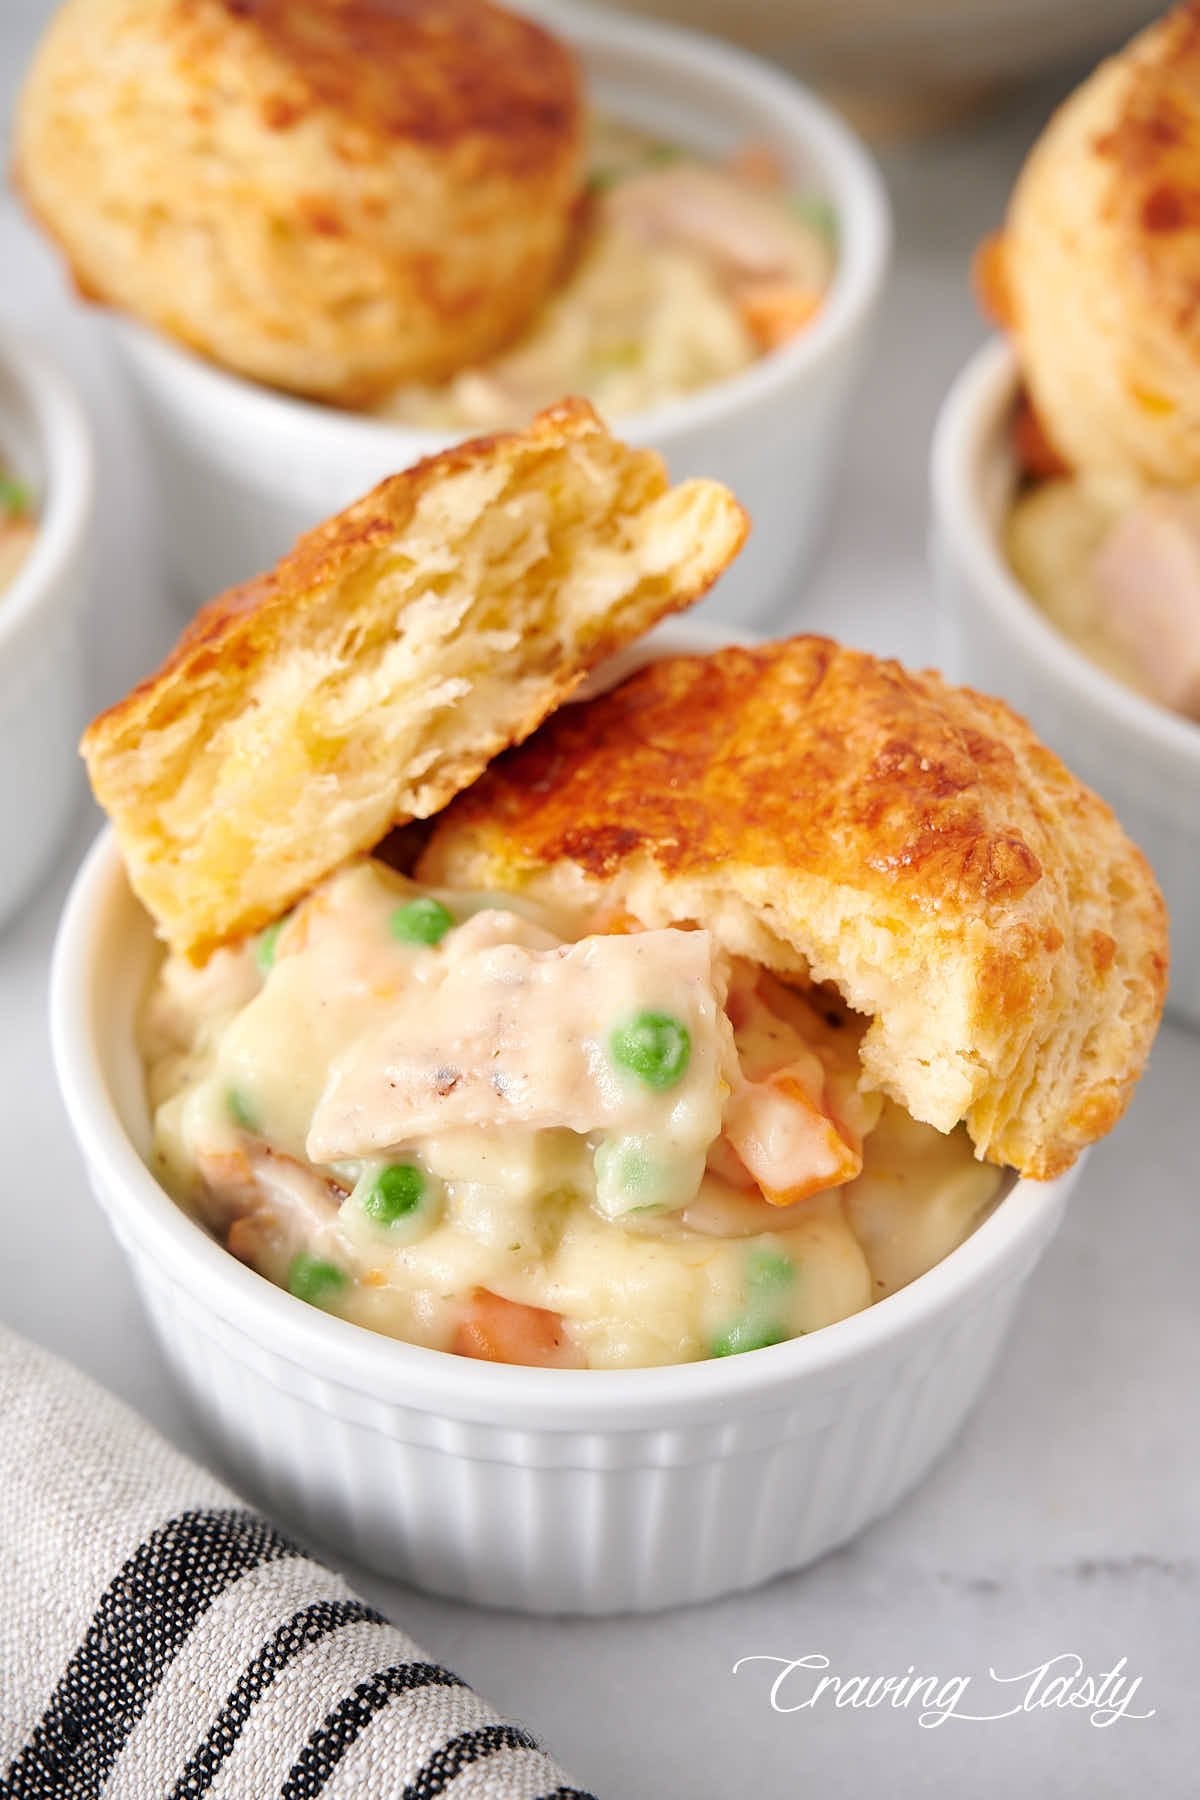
82;404;747;957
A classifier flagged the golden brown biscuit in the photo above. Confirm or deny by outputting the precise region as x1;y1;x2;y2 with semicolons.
419;638;1168;1179
1002;3;1200;482
14;0;582;403
82;401;747;958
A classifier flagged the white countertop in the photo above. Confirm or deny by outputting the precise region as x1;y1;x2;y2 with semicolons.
1;8;1196;1794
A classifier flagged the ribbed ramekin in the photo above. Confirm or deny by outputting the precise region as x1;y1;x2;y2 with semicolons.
931;337;1198;1027
50;707;1077;1610
0;326;93;930
105;0;889;629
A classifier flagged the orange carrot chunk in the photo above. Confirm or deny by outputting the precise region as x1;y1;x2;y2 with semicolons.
736;280;823;350
723;1066;862;1206
452;1287;584;1368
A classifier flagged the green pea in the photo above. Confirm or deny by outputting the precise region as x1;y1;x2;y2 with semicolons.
254;917;286;975
390;896;453;947
594;1136;663;1219
226;1088;257;1131
746;1247;795;1291
710;1316;789;1358
609;1011;691;1091
287;1253;346;1308
586;166;622;195
595;1136;653;1192
362;1162;425;1226
0;474;30;517
789;192;838;249
587;139;683;194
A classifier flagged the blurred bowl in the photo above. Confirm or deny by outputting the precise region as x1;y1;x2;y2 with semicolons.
591;0;1158;135
0;326;93;930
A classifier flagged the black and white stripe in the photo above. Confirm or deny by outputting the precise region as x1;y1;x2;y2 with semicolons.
277;1664;468;1799
2;1505;597;1800
167;1598;391;1799
3;1508;298;1800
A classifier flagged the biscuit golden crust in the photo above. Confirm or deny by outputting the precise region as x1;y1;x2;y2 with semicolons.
82;402;747;958
14;0;582;401
420;639;1168;1178
1003;3;1200;482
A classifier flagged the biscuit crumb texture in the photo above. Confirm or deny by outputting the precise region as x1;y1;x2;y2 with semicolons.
421;640;1169;1179
14;0;583;401
81;401;748;958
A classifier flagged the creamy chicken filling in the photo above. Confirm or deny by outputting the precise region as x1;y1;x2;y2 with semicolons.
141;860;1003;1369
1008;475;1200;722
373;121;836;431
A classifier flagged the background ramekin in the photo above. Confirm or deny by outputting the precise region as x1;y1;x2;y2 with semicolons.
931;337;1199;1028
0;325;93;930
105;1;889;628
591;0;1157;136
51;623;1078;1614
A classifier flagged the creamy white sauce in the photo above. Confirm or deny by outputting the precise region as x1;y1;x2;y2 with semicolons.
373;120;836;431
140;860;1003;1369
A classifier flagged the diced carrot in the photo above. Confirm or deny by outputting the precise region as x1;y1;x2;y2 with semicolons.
723;1067;862;1206
585;906;645;937
452;1287;584;1369
736;281;823;350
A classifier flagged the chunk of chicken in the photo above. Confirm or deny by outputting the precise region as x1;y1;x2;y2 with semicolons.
308;925;734;1164
193;1141;345;1273
1092;491;1200;719
601;163;829;290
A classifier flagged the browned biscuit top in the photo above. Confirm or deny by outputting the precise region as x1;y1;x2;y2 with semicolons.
1093;1;1200;331
998;2;1200;480
436;639;1068;913
176;0;579;160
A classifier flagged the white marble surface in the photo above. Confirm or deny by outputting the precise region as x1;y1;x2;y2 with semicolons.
1;7;1197;1794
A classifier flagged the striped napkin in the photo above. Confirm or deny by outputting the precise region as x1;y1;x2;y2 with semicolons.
0;1326;595;1799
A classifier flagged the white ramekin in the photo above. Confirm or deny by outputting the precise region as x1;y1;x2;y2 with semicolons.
51;624;1077;1613
104;1;889;627
0;327;93;931
931;337;1199;1028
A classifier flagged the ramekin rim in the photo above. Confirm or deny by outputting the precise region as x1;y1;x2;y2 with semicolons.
0;324;94;663
106;0;890;454
930;333;1200;769
52;818;1078;1428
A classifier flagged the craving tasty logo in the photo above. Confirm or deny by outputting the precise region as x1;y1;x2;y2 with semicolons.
731;1652;1155;1729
